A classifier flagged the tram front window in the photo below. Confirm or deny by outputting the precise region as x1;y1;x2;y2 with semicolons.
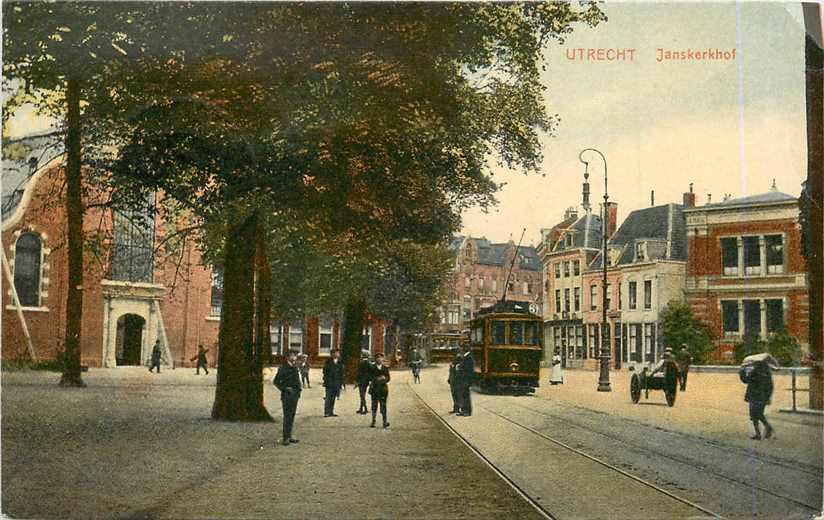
525;321;540;346
473;326;484;343
492;321;506;344
509;321;524;345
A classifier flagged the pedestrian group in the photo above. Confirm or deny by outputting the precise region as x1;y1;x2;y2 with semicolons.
273;348;396;446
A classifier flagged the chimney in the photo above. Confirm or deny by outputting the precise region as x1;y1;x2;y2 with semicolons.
683;183;696;208
707;193;712;204
650;190;655;207
605;202;618;239
564;206;578;221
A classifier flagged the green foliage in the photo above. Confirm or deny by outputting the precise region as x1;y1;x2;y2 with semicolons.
765;330;802;367
734;333;766;364
734;330;802;366
660;302;715;364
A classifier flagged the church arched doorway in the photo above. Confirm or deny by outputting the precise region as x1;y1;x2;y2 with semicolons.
116;314;146;366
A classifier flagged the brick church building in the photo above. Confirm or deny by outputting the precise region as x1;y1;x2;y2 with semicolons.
2;132;387;369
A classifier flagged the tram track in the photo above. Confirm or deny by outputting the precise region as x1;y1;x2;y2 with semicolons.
410;382;723;520
496;397;822;513
408;383;558;520
529;392;822;477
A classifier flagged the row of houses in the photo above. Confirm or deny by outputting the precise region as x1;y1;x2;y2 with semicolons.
2;132;392;368
437;180;809;368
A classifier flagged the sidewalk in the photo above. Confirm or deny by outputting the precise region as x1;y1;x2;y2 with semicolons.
1;367;542;519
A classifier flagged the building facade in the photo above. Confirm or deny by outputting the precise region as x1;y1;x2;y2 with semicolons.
434;236;543;343
539;200;614;368
2;133;387;369
684;187;809;361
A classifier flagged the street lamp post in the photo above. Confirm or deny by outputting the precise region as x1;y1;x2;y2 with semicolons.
579;148;611;392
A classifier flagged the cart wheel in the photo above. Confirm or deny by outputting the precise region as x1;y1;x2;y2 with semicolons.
630;373;641;403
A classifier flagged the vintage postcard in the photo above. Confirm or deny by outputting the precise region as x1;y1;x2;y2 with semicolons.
2;2;822;519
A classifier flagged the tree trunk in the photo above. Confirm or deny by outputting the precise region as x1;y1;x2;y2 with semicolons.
250;223;274;420
60;77;86;388
804;3;823;409
212;212;271;420
341;298;366;383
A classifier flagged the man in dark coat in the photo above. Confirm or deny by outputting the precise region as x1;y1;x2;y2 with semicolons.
274;350;302;445
148;340;163;373
299;354;311;388
457;343;474;416
369;352;391;428
676;345;692;391
409;348;423;384
744;360;775;440
448;353;461;414
356;351;372;415
322;349;344;417
191;344;209;375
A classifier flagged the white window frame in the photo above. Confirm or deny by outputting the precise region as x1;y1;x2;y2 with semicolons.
289;322;304;354
319;317;334;356
11;231;45;310
270;323;284;355
643;280;652;310
361;326;373;353
765;234;785;275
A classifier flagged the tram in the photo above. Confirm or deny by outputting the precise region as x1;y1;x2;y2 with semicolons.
468;300;543;393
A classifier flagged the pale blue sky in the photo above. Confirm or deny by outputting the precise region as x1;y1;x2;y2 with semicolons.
462;2;808;245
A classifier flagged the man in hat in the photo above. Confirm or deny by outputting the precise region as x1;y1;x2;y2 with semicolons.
190;344;209;375
409;348;423;384
299;354;311;389
273;350;302;445
148;340;163;373
356;350;372;414
322;349;344;417
447;353;461;413
744;359;775;440
369;352;391;428
676;345;692;391
457;342;474;416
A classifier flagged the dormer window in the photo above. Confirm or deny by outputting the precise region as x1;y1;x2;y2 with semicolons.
635;242;646;262
565;234;573;248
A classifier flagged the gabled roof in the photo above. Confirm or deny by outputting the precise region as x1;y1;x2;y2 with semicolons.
2;131;64;219
454;236;541;271
552;211;603;253
589;203;686;269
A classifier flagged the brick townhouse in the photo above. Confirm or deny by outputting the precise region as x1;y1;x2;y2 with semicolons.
431;236;542;355
538;182;617;367
684;184;809;361
2;132;387;369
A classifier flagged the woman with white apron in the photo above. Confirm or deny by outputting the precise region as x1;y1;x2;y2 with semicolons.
550;349;564;385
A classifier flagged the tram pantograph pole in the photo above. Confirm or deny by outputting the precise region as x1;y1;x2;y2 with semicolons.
579;148;612;392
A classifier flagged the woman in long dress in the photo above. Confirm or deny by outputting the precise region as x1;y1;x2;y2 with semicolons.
550;349;564;385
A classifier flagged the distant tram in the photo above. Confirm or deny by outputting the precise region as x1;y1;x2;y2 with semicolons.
468;300;543;393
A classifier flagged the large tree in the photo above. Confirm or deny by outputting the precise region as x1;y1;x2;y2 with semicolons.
3;2;149;386
95;3;605;419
